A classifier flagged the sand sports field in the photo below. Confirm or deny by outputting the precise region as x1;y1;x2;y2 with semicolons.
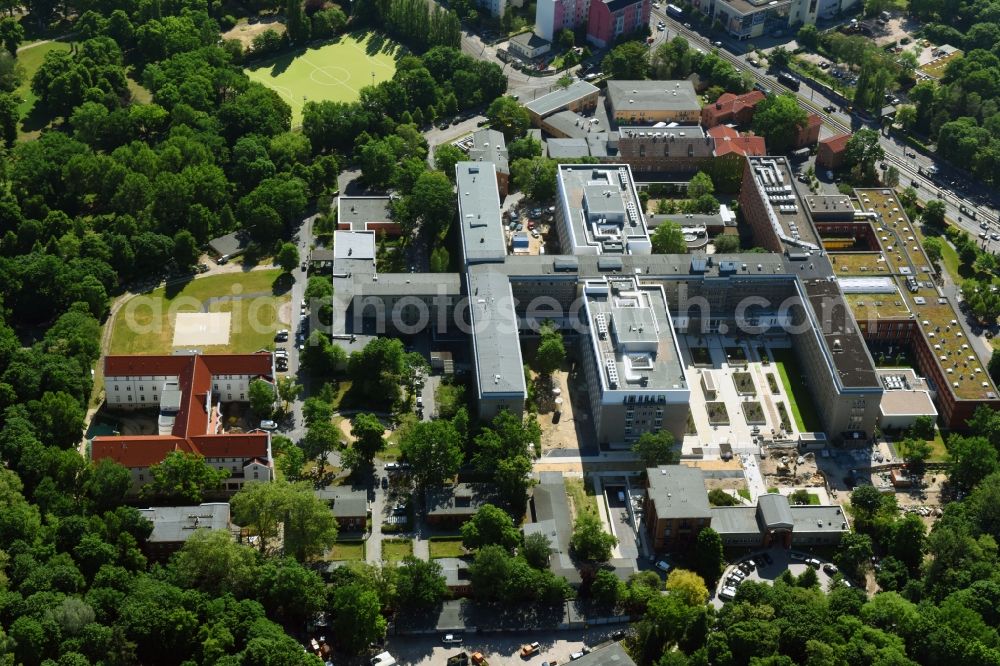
244;32;399;124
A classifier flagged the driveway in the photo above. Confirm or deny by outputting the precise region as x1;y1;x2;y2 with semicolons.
385;629;624;666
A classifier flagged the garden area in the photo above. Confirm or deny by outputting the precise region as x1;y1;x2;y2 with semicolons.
382;538;413;563
707;402;730;425
327;540;365;561
691;347;713;366
771;349;822;432
766;373;780;394
732;372;757;395
724;346;747;366
776;402;792;433
565;477;599;519
429;537;466;559
742;402;765;425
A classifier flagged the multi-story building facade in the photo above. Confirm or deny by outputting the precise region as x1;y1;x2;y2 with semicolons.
692;0;856;40
94;353;275;494
580;276;690;443
587;0;651;47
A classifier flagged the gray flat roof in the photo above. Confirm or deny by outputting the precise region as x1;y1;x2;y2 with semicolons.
543;110;599;139
556;164;651;255
510;31;550;49
467;268;526;398
139;503;231;543
745;156;820;251
457;161;506;266
425;483;498;515
526;471;580;584
333;230;376;264
647;465;710;520
790;505;850;533
880;389;936;416
710;506;760;535
548;138;592;159
348;272;462;297
583;277;687;394
469;129;509;175
338;196;392;231
315;487;368;517
606;80;699;115
208;231;248;258
801;277;881;389
524;80;600;117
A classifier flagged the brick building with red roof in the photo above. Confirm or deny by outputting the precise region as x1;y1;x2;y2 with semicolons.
793;113;823;149
700;91;766;128
93;353;275;494
816;132;852;170
708;125;768;157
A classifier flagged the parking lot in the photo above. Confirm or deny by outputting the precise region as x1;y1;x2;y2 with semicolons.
384;629;626;666
712;549;840;608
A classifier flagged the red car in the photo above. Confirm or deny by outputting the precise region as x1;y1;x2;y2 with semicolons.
527;221;535;230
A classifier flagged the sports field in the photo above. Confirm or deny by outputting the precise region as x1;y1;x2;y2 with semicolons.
244;32;399;125
110;270;291;355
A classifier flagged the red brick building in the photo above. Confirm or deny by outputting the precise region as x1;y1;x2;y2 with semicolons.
816;133;851;170
700;91;765;128
793;113;822;149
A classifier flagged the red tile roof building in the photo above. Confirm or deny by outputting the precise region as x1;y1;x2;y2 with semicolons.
816;132;852;170
793;113;823;149
93;353;275;494
700;91;766;128
708;125;768;157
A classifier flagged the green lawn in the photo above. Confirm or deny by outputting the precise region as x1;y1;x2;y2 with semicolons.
328;540;365;561
382;538;413;563
565;477;599;519
15;39;72;122
110;270;290;355
771;349;823;432
244;32;399;125
429;538;466;559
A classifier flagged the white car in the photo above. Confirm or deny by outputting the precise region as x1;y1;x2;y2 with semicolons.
719;586;737;601
259;420;277;430
442;634;462;644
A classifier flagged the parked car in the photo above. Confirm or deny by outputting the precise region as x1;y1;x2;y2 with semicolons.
823;563;839;575
275;330;289;341
259;420;277;430
712;40;722;47
521;642;540;657
656;560;672;573
443;635;462;644
718;586;737;601
381;477;389;489
570;652;585;661
806;557;821;568
748;57;760;67
384;462;401;470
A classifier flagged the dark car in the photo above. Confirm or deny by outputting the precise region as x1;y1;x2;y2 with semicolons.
611;630;627;641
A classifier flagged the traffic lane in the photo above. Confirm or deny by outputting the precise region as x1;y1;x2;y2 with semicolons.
385;629;625;666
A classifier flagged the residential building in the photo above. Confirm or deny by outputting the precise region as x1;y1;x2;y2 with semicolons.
581;276;690;445
535;0;592;41
138;502;233;561
508;31;552;60
700;91;766;127
692;0;856;40
794;113;822;148
316;487;369;531
424;483;500;528
645;465;712;550
524;80;601;126
478;0;507;18
606;80;700;125
468;129;510;197
553;163;651;256
707;124;767;157
437;558;473;596
94;353;275;494
816;133;851;170
587;0;651;47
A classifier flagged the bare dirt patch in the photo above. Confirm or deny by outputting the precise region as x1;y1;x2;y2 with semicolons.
223;17;286;48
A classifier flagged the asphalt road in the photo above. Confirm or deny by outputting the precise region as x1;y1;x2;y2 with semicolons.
385;629;625;666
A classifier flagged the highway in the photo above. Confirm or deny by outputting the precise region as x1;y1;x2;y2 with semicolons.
650;9;1000;243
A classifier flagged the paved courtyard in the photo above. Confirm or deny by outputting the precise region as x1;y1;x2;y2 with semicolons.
681;335;802;455
711;548;839;609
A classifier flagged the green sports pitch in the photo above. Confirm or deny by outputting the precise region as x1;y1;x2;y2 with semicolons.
244;32;399;125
